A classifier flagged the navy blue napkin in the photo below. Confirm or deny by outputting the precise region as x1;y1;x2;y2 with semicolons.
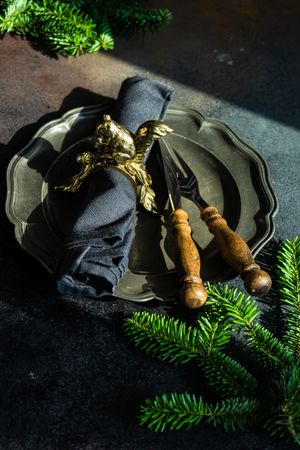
56;76;174;298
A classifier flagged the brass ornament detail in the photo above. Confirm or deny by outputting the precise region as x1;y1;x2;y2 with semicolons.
55;114;173;212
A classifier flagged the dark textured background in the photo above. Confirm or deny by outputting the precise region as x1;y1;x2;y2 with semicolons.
0;1;299;449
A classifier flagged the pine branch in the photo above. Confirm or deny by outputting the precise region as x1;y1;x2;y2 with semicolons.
265;364;300;444
201;351;258;398
0;0;114;54
276;237;300;307
0;0;33;34
206;283;293;368
124;237;300;442
33;0;96;35
196;313;232;354
124;311;205;365
196;313;258;397
108;3;173;35
276;237;300;359
140;393;258;432
283;309;300;362
32;0;114;55
247;323;293;368
74;0;112;35
125;311;257;397
124;311;236;364
82;0;172;34
0;0;171;55
92;11;112;36
206;284;260;325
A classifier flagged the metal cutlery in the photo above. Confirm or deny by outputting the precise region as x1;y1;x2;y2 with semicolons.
161;141;272;297
157;142;207;309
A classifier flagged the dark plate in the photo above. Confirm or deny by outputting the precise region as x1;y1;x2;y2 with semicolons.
5;103;277;302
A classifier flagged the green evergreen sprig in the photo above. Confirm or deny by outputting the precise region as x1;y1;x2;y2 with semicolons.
124;312;205;365
0;0;172;55
206;283;293;369
124;311;257;398
0;0;33;34
107;2;173;35
124;237;300;443
140;393;259;432
265;364;300;443
276;237;300;358
201;350;257;398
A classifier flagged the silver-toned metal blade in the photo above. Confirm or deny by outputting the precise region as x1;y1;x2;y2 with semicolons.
158;139;209;210
157;138;182;209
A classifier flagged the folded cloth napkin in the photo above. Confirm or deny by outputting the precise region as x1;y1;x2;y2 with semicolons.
56;76;174;298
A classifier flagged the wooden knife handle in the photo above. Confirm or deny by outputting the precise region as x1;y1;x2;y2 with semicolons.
170;208;207;309
201;206;272;296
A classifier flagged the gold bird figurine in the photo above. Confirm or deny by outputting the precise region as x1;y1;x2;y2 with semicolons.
55;114;173;212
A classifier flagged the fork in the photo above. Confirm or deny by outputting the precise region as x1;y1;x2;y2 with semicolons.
170;148;272;297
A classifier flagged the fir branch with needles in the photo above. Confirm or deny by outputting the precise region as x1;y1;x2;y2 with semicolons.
140;393;259;432
206;284;293;369
124;237;300;444
0;0;172;55
276;237;300;358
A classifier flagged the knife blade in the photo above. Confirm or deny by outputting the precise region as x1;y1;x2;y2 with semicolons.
158;138;207;309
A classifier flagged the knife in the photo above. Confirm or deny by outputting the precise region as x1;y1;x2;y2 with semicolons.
166;146;272;297
158;140;207;309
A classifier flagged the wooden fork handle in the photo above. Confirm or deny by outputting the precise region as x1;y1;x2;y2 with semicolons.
171;209;207;309
201;206;272;296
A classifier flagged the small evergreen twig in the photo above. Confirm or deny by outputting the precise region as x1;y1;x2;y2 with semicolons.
265;364;300;444
201;351;258;398
0;0;33;35
276;237;300;358
124;312;205;365
107;3;173;35
124;311;258;398
206;283;293;369
140;393;259;432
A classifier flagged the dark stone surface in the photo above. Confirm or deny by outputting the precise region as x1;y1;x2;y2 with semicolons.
0;1;299;449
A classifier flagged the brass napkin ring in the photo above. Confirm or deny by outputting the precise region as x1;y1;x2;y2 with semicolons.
55;114;173;213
